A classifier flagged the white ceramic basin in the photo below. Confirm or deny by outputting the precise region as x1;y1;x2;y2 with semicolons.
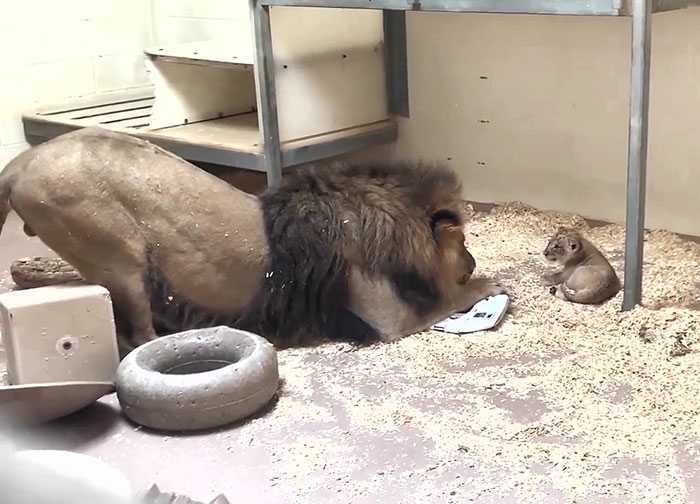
0;380;114;424
4;449;133;503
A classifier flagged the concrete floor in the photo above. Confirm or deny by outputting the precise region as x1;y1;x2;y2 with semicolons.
1;211;698;503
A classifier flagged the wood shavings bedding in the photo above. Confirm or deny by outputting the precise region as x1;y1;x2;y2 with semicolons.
0;202;697;502
261;202;699;502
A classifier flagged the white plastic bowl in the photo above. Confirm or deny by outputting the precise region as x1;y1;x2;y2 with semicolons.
9;449;132;503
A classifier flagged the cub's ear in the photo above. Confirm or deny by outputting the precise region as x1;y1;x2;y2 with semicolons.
567;237;581;251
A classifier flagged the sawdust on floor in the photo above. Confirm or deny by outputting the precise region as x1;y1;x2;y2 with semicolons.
254;202;700;502
1;203;698;502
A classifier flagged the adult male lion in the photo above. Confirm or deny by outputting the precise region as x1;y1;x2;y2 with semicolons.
0;128;503;350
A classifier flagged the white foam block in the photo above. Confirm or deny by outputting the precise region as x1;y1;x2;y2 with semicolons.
0;285;119;385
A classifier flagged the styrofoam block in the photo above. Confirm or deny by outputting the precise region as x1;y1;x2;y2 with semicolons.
0;285;119;385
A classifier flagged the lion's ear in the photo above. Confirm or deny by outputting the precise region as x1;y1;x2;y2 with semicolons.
431;209;464;247
430;208;461;230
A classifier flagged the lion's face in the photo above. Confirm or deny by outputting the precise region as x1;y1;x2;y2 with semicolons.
457;244;476;285
433;214;476;287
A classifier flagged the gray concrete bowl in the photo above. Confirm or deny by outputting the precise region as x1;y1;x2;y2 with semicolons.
115;326;279;431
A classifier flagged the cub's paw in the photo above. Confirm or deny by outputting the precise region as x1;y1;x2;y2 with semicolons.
542;272;560;287
554;286;568;300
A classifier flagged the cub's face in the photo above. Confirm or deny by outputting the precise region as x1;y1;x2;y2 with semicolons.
543;228;583;265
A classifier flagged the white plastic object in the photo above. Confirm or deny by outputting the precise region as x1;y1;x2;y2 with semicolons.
9;450;132;504
0;381;114;425
0;285;119;385
432;294;510;334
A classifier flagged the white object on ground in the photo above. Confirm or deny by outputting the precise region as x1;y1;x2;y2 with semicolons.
0;285;119;385
0;380;114;425
3;449;133;504
432;294;510;334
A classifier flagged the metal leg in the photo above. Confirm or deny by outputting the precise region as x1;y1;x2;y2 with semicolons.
251;0;283;188
383;10;410;117
622;0;652;311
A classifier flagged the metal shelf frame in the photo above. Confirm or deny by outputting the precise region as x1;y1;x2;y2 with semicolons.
250;0;693;310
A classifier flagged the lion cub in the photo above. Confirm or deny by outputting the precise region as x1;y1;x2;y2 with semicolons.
542;228;621;304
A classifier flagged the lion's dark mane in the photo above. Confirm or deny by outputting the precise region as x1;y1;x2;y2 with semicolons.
144;161;464;347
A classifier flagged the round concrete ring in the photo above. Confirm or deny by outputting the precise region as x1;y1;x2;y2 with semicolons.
115;326;279;431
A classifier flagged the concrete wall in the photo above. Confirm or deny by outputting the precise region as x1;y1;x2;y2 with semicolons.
356;8;700;236
1;3;698;236
0;0;156;167
151;0;252;55
0;0;251;169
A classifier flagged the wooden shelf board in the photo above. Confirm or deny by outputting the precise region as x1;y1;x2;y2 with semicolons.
144;41;254;70
23;92;397;171
149;114;262;154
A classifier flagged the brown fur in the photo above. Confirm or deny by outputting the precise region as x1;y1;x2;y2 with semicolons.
0;128;503;350
543;228;621;305
248;161;500;345
0;128;268;351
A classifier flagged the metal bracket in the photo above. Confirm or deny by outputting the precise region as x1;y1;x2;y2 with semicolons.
383;11;410;117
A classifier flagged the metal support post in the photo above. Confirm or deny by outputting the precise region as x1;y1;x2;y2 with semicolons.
251;0;283;188
622;0;652;310
383;10;410;117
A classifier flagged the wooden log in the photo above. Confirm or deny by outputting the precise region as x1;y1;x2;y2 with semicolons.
10;256;83;289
